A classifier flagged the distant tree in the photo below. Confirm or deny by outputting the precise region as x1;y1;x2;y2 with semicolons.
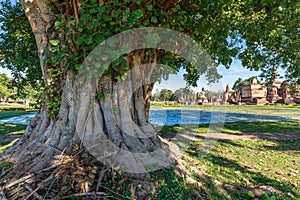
11;83;41;102
0;1;42;93
232;77;261;92
0;73;11;102
232;76;262;99
232;78;244;93
205;90;224;102
159;89;173;101
172;87;195;101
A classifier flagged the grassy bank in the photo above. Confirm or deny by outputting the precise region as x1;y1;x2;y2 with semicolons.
159;120;300;135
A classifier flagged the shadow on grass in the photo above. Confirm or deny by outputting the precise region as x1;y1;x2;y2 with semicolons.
262;140;300;151
0;123;26;136
212;139;245;148
186;146;299;199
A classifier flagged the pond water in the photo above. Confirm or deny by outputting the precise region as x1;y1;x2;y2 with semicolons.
149;109;294;126
0;112;37;125
0;109;295;126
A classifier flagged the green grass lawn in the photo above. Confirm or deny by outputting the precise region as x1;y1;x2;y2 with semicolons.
159;120;300;135
185;139;300;199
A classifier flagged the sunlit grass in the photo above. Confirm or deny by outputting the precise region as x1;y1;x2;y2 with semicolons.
0;140;17;154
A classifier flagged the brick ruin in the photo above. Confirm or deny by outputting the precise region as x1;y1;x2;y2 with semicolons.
240;77;268;104
225;77;300;105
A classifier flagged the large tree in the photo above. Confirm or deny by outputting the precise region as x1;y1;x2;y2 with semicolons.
0;0;299;198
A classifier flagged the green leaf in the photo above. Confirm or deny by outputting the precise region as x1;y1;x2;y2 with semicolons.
112;63;119;71
143;19;149;26
96;35;105;44
132;9;143;19
49;39;60;46
151;16;158;23
54;21;63;29
103;16;112;22
147;5;153;11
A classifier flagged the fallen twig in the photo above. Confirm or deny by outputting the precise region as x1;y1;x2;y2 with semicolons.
24;183;43;200
4;174;33;189
98;184;132;200
96;166;110;192
7;186;23;198
43;171;58;199
0;190;7;200
26;173;57;200
62;192;107;199
39;163;61;173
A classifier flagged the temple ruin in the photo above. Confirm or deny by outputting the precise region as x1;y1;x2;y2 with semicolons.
226;76;299;105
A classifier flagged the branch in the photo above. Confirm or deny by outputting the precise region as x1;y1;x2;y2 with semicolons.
163;0;179;10
62;192;107;199
252;5;272;13
24;183;43;200
181;3;201;11
4;174;33;189
72;0;79;23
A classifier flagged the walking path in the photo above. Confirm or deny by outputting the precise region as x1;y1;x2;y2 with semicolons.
161;132;300;141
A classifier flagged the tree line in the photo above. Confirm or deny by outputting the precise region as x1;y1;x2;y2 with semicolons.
0;73;40;104
152;87;223;102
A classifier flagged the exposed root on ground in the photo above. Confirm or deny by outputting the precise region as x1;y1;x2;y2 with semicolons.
0;141;199;200
1;134;296;199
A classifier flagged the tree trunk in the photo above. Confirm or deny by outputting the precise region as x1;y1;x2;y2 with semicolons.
1;1;179;194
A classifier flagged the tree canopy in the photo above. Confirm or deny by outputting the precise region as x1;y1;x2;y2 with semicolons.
0;0;299;91
0;0;42;90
